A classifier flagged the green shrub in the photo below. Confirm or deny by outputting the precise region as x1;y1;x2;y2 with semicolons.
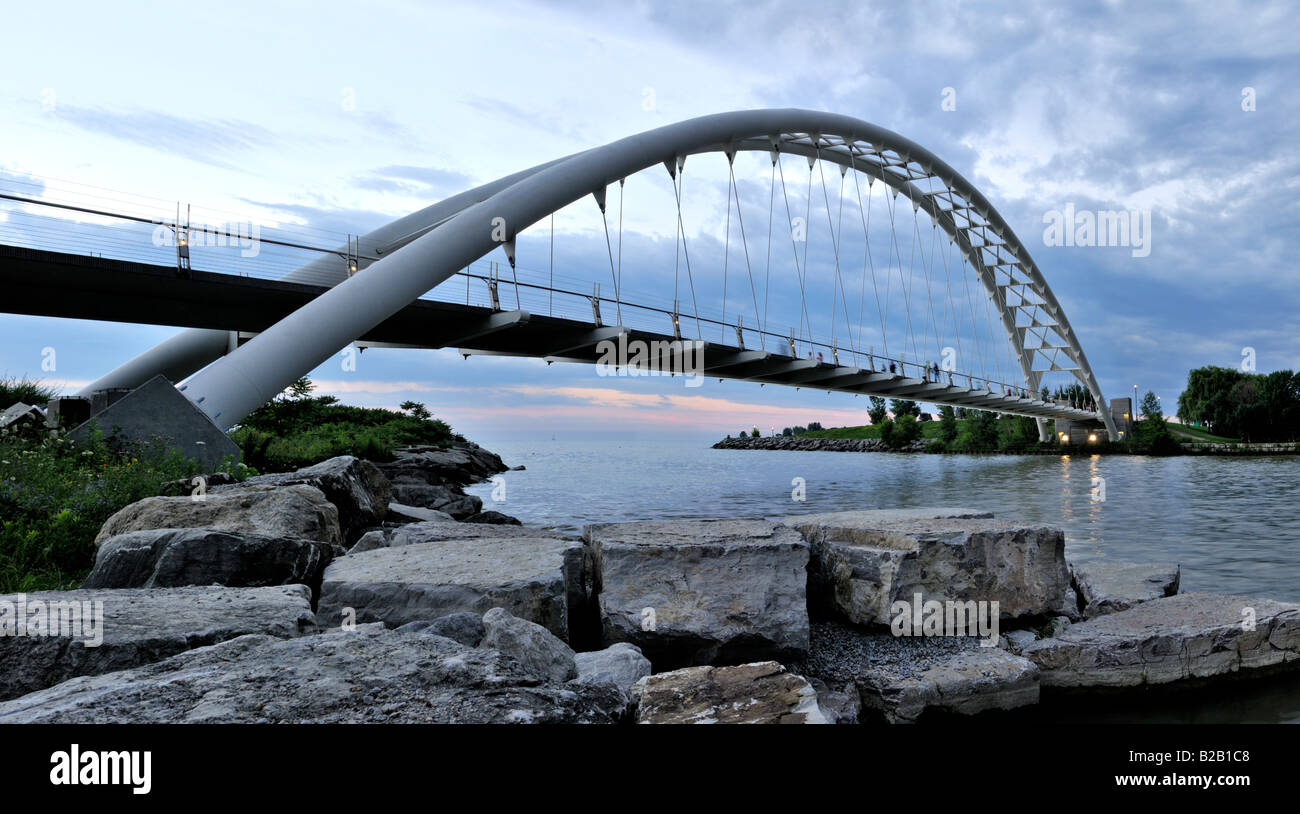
0;376;57;409
878;417;896;447
894;414;921;446
0;428;203;592
231;380;456;472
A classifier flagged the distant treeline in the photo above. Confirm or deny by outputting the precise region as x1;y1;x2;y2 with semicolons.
1177;366;1300;442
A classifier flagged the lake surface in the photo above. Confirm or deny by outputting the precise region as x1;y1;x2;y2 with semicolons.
466;439;1300;722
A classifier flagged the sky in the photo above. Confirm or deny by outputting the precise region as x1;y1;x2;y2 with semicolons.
0;0;1296;443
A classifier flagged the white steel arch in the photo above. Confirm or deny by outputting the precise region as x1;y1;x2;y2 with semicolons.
155;109;1114;437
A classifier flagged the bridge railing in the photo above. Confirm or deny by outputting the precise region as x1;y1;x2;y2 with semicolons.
0;180;1099;414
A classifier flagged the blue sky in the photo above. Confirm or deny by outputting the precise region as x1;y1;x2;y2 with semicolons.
1;0;1296;443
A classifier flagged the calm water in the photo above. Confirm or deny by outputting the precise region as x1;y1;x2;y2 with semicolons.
467;440;1300;721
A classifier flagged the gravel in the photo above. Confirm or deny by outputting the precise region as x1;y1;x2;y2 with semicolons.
789;620;984;685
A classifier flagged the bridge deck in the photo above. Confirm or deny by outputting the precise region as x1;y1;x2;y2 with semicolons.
0;245;1103;424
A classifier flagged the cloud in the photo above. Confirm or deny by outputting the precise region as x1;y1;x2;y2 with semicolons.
353;165;475;197
51;106;279;169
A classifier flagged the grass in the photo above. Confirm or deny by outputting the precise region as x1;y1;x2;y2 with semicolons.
0;375;57;408
1166;423;1239;444
0;428;208;592
801;421;949;440
0;375;462;592
231;385;457;472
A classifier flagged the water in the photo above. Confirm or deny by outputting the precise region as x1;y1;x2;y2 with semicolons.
469;440;1300;604
466;440;1300;722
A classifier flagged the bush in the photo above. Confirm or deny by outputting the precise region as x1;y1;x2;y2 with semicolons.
894;414;921;445
997;415;1040;451
954;410;1000;452
0;427;206;592
878;417;896;447
0;376;57;409
231;381;456;472
879;415;920;449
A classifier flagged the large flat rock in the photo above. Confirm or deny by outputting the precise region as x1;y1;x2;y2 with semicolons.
1071;560;1180;619
83;527;335;591
316;536;595;644
395;519;571;544
781;510;1066;625
1022;592;1300;688
0;626;626;724
792;621;1039;724
95;484;342;548
0;585;314;701
782;508;995;530
630;661;827;724
583;519;810;668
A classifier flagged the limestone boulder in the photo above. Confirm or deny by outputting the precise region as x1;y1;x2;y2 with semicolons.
95;484;342;548
1022;592;1300;689
350;528;412;553
781;509;1067;625
572;642;652;696
387;481;481;519
349;519;565;553
1071;560;1180;619
0;626;626;724
214;456;390;545
394;612;485;647
584;519;810;668
375;442;508;487
316;536;597;646
807;677;861;725
0;585;315;701
630;661;827;724
385;502;455;524
481;607;577;683
83;527;335;591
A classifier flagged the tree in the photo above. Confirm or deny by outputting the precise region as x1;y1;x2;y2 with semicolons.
890;399;921;418
998;415;1039;451
286;377;315;400
807;421;823;432
1139;391;1162;419
868;396;888;426
957;409;1000;451
1176;365;1245;431
400;400;432;421
750;426;760;438
894;414;921;446
937;405;959;443
1176;366;1300;441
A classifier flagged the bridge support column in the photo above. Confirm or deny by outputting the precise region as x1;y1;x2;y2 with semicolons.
1036;417;1050;443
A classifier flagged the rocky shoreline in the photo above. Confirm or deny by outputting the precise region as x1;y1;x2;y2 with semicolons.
713;433;1300;456
714;435;926;453
1;443;1296;724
